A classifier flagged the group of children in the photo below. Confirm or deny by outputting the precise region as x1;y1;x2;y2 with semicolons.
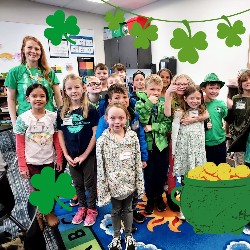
12;61;250;250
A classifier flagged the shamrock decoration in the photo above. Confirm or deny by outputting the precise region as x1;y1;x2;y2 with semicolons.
129;18;158;49
44;10;80;46
104;8;125;30
29;167;76;214
217;15;246;47
170;20;208;64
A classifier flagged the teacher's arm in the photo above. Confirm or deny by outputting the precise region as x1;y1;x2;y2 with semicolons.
53;84;63;108
6;87;17;125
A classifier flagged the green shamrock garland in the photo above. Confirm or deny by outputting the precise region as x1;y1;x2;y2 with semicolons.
44;10;80;46
170;20;208;64
100;0;250;64
29;167;76;214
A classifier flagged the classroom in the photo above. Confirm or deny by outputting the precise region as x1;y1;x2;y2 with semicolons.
0;0;250;249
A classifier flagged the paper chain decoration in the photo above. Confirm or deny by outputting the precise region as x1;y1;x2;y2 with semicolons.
101;0;249;64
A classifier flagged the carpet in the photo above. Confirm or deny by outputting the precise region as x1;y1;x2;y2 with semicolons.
54;194;250;250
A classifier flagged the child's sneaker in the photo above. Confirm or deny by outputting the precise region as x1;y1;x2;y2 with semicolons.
70;195;79;207
84;208;98;226
125;235;136;250
72;207;86;224
108;236;122;250
133;210;146;223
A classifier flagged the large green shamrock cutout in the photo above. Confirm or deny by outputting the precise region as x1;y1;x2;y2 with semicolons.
129;18;158;49
217;15;246;47
44;10;80;46
104;10;125;30
29;167;76;214
170;20;208;64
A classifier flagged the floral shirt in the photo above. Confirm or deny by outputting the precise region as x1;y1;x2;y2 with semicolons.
96;127;144;207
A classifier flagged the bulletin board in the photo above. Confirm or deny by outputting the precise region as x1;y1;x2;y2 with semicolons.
0;21;95;85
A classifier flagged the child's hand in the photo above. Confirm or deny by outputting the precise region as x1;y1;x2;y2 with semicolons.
181;116;195;125
144;125;152;132
148;95;158;104
165;83;177;97
56;162;63;172
65;155;77;167
74;154;87;165
142;161;147;168
20;170;30;179
207;121;212;129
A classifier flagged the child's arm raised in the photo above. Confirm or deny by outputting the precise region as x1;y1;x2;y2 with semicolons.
74;126;97;165
164;83;177;117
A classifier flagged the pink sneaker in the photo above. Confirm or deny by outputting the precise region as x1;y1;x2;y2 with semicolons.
72;207;86;224
84;208;98;226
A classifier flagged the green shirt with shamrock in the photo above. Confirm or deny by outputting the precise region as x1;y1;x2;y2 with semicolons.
4;64;60;115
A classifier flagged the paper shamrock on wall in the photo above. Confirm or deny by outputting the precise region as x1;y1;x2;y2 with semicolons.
217;15;246;47
104;9;125;30
44;10;80;46
29;167;76;214
170;20;208;64
129;18;158;49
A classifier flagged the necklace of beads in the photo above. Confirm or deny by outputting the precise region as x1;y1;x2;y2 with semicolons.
26;64;43;84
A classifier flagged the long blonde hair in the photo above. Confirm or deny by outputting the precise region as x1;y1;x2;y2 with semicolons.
61;73;89;119
21;36;52;86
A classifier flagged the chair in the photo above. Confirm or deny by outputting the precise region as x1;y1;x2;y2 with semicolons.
0;169;47;250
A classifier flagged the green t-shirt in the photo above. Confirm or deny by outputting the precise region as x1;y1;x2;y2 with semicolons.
4;64;59;115
205;99;228;146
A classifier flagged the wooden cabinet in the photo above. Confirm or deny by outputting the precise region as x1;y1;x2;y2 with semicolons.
104;35;152;69
0;78;11;125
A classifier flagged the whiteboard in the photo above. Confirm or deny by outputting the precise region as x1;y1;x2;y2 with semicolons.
0;21;95;85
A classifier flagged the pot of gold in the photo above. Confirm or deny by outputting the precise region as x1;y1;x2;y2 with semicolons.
171;163;250;234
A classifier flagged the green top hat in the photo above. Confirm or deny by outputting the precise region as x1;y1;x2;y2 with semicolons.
200;73;225;88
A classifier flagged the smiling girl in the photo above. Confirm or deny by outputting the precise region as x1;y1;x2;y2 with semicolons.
57;73;99;226
173;85;207;176
13;83;63;227
96;102;144;250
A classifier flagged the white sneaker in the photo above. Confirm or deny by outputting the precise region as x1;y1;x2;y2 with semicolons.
125;235;136;250
108;236;122;250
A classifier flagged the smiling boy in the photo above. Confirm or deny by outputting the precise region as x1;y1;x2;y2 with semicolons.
200;73;228;165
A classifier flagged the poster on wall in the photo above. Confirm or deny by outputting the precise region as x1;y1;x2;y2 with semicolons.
48;39;69;58
77;57;94;78
70;36;94;55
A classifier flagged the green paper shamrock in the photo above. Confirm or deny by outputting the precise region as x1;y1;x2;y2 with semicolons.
217;15;246;47
129;18;158;49
29;167;76;214
170;20;208;64
104;10;125;30
44;10;80;46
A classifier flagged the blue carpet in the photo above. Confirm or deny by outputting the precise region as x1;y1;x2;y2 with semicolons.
54;196;250;250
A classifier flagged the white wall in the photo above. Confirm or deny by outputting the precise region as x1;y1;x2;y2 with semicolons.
0;0;106;84
125;0;250;100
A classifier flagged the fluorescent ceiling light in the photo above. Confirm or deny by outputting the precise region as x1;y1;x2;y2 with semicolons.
86;0;108;3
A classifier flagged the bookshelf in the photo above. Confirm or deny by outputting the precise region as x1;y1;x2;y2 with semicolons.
0;78;11;126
